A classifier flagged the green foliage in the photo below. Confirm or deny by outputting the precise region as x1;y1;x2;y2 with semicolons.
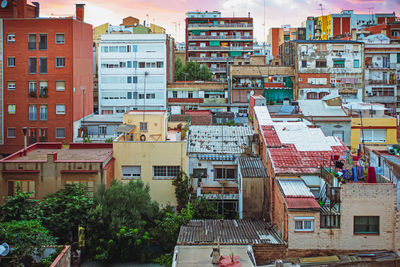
0;220;56;264
172;171;189;210
175;58;212;81
85;180;160;262
216;120;240;126
1;183;39;222
105;137;114;143
154;204;193;252
83;136;92;143
153;253;173;266
191;197;221;219
40;246;64;267
39;183;93;244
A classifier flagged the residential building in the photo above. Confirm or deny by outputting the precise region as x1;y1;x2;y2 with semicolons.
0;2;93;156
185;11;253;80
298;96;351;146
98;33;174;115
343;102;398;153
280;40;364;102
167;81;228;114
75;114;122;143
112;110;187;207
267;25;306;60
361;34;400;111
304;16;321;40
0;142;114;203
187;125;255;218
363;21;400;44
253;42;273;63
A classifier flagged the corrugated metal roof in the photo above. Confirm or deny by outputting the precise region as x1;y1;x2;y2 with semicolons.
113;124;135;133
238;157;267;178
285;196;320;210
187;125;254;154
177;219;285;245
277;179;314;197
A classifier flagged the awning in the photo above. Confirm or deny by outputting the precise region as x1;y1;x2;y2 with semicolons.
113;124;135;133
197;154;234;161
339;89;358;94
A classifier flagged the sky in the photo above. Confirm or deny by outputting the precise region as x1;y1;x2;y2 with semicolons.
38;0;400;42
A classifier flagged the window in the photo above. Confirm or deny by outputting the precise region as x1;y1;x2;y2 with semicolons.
172;91;177;98
66;181;94;195
39;105;47;121
7;57;15;67
39;34;47;50
214;166;237;180
7;34;15;43
193;168;207;178
8;104;16;114
56;128;66;138
361;129;386;143
294;216;314;231
56;81;65;91
140;122;148;132
28;34;36;50
371;87;394;97
127;76;132;83
354;216;379;234
7;128;16;138
39;81;48;97
188;91;193;99
353;59;360;68
133;61;138;68
39;58;47;73
8;180;35;198
56;57;65;68
29;105;37;121
132;45;138;52
55;33;65;44
7;81;15;90
139;62;145;68
301;60;307;67
332;130;344;141
153;166;180;179
127;92;132;99
29;81;37;95
333;59;345;68
146;93;155;99
146;62;151;68
29;58;37;73
316;60;327;68
56;104;66;115
306;92;318;99
157;61;164;68
122;166;141;179
139;94;144;99
127;61;132;68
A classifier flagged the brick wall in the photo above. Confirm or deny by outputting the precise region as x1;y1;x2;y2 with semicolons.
252;244;287;265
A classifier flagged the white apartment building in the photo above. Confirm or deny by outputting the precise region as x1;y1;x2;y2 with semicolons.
98;34;172;115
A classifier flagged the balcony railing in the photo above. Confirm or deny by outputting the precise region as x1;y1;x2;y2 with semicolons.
188;57;230;62
209;67;226;73
188;46;253;51
203;98;226;104
188;35;253;40
367;79;397;85
28;136;37;145
39;136;48;142
366;63;396;69
188;23;253;28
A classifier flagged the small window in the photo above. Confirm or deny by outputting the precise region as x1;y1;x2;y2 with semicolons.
55;33;65;44
353;59;360;68
39;34;47;50
301;60;307;67
153;166;180;179
294;216;314;231
56;81;65;91
333;59;345;68
56;104;66;115
316;60;327;68
29;105;37;121
39;58;47;73
8;104;16;114
28;34;36;50
29;58;37;73
139;62;145;68
7;128;16;138
172;91;177;98
39;105;48;121
354;216;379;234
7;34;15;43
7;57;15;67
56;128;66;139
7;81;15;90
122;166;141;179
127;76;132;83
188;91;193;99
157;61;164;68
56;57;65;68
140;122;148;132
8;180;35;198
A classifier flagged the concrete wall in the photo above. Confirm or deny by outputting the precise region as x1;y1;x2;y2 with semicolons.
311;120;351;146
122;112;167;141
113;141;188;207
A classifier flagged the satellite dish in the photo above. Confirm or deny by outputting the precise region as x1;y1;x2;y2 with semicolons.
1;0;7;8
250;90;254;96
0;243;10;256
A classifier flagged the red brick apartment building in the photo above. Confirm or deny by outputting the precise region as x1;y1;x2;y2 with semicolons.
185;11;253;79
0;0;93;156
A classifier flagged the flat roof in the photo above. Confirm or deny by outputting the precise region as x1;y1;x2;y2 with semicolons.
2;143;112;163
177;219;284;245
298;100;348;117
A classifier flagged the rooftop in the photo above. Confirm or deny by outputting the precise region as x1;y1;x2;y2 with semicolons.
238;157;267;178
177;219;284;245
2;143;113;163
277;178;314;197
298;100;348;117
187;125;254;154
83;114;122;123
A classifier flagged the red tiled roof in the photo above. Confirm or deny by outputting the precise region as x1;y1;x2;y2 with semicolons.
285;196;320;210
261;125;282;147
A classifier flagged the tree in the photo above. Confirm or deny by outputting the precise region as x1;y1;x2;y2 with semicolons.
85;180;160;262
191;197;221;219
175;59;212;81
172;171;189;210
39;183;94;244
0;220;56;265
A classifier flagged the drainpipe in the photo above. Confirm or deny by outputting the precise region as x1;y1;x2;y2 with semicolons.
22;127;27;150
227;58;231;105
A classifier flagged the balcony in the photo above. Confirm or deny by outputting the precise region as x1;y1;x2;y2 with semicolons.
366;63;396;70
188;46;253;51
188;35;253;40
39;136;48;142
188;23;253;29
366;95;396;103
188;57;230;62
202;98;226;104
28;136;37;145
209;67;226;73
367;79;397;85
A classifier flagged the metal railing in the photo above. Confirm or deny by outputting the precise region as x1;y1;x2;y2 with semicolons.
188;35;253;40
188;23;253;28
188;46;253;51
188;57;230;62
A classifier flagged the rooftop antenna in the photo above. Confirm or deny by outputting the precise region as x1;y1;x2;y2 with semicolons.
318;4;325;16
367;7;374;23
263;0;266;44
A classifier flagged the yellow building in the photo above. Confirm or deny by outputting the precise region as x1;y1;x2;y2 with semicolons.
93;23;110;40
347;104;398;152
150;23;166;34
317;16;329;40
113;110;188;207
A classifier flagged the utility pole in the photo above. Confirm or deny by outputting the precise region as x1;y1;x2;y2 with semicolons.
318;4;325;16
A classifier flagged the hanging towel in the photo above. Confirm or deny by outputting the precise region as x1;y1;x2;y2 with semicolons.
357;166;364;180
375;166;383;176
367;167;376;183
352;166;358;182
345;155;354;169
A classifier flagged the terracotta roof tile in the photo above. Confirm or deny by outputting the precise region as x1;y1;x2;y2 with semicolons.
285;196;321;210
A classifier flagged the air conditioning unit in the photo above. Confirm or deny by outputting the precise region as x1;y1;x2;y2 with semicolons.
367;92;373;96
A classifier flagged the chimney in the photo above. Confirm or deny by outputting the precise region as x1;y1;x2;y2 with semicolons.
76;3;85;22
17;0;27;18
31;2;40;18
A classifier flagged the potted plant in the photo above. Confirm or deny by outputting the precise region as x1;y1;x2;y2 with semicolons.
29;91;36;97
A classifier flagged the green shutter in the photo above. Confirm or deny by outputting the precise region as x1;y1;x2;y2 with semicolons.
284;77;293;88
209;41;220;46
397;53;400;64
229;51;242;57
191;30;201;35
